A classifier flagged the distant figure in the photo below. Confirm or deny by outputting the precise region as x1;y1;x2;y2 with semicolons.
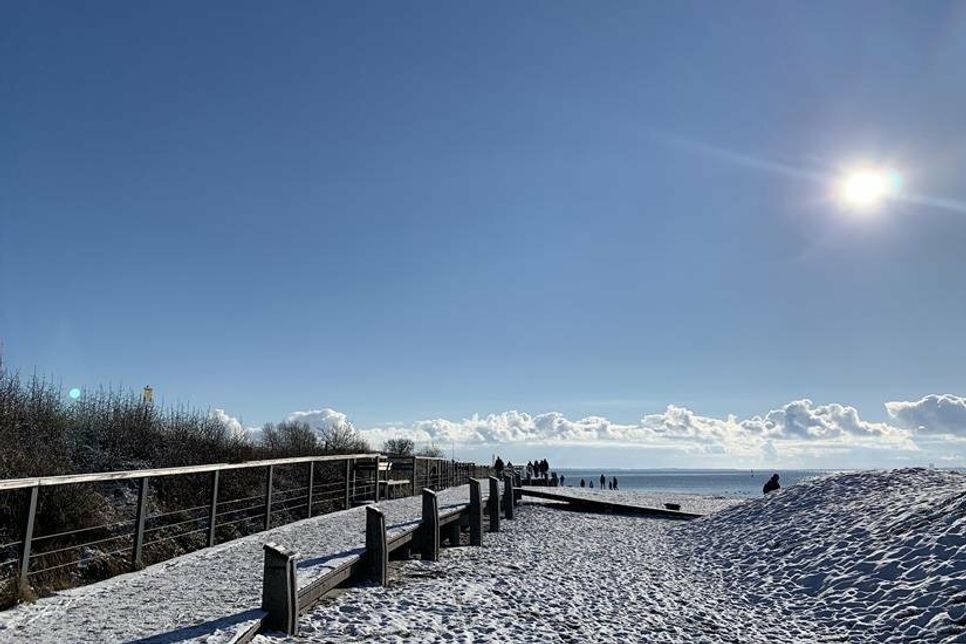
607;480;613;490
580;478;586;488
560;474;566;487
540;459;550;480
494;456;505;477
589;481;594;489
550;472;559;487
763;473;780;495
612;476;618;491
526;461;534;481
599;474;606;489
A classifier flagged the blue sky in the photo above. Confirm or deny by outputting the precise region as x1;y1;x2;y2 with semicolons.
3;2;966;466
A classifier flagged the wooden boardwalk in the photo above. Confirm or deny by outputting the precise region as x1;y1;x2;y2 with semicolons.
517;487;703;520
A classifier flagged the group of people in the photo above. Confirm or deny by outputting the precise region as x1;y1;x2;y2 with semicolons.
525;458;551;481
578;474;619;490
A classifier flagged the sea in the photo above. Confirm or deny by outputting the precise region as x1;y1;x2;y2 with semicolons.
554;469;834;497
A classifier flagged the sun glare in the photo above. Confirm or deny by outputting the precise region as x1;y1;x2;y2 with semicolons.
839;168;903;210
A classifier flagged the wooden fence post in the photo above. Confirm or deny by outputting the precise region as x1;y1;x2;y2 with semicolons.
344;459;352;509
207;470;219;547
261;542;299;636
132;477;149;569
420;489;439;562
374;456;381;502
306;461;315;519
503;474;514;519
365;506;387;585
18;486;38;589
410;456;417;496
488;476;500;532
264;465;274;531
469;479;483;546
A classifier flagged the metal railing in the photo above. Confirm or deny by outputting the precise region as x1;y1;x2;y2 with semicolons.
0;454;492;600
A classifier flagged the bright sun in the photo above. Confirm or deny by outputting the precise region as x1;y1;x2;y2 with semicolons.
839;169;903;209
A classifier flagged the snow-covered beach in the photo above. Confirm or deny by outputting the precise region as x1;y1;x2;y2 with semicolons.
258;469;966;643
2;469;964;643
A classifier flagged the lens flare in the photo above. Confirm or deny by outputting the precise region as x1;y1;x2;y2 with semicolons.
69;387;82;400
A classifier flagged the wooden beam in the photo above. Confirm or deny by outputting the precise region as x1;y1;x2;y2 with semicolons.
306;462;315;519
207;470;219;547
365;506;387;585
502;475;514;520
18;486;38;589
420;489;439;562
469;479;483;546
488;476;500;532
132;477;149;569
264;465;274;531
261;542;299;636
0;453;381;492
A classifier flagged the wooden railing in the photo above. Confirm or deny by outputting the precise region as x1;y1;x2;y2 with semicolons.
0;454;492;599
255;474;517;640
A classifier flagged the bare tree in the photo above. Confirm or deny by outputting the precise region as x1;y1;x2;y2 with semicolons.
316;420;370;454
416;443;445;458
383;437;415;456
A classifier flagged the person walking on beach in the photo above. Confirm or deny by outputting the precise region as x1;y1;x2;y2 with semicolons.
763;473;780;494
526;461;534;482
580;478;586;488
600;474;606;489
560;474;566;487
494;456;505;477
540;459;550;480
550;472;559;487
612;476;618;491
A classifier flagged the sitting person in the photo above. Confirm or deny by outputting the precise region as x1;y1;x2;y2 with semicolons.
763;473;780;494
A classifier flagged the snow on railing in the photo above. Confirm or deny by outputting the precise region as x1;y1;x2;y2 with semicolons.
0;454;493;602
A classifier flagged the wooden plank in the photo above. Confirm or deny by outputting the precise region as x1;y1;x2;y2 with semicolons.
0;453;380;491
296;555;362;609
518;487;703;520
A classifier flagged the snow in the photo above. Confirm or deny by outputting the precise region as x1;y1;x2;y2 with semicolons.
5;469;965;643
0;486;480;644
675;468;966;643
257;469;966;643
522;485;741;515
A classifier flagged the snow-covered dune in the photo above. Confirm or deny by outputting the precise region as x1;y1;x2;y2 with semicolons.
674;468;966;642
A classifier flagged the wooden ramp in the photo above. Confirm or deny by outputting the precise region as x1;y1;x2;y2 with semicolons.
517;487;703;520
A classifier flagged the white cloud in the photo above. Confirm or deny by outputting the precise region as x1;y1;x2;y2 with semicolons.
285;408;353;433
354;398;916;458
885;394;966;435
739;399;904;440
211;408;260;441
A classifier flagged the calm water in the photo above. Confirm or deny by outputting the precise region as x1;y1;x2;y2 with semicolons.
554;469;835;497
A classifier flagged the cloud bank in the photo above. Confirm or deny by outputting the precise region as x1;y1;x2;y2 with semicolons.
885;394;966;436
219;394;965;464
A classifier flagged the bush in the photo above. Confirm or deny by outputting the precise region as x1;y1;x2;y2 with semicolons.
0;364;372;605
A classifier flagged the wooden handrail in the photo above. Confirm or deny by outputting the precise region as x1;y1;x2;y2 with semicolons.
0;453;380;491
